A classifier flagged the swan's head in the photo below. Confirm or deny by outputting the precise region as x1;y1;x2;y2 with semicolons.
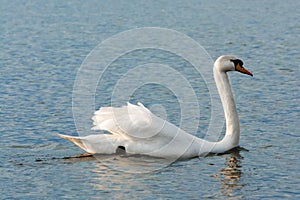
214;55;253;76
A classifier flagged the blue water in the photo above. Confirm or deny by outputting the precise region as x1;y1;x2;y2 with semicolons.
1;0;299;199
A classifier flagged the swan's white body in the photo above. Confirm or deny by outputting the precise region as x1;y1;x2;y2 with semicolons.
59;55;252;159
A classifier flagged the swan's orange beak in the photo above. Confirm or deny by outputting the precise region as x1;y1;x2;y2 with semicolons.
236;63;253;76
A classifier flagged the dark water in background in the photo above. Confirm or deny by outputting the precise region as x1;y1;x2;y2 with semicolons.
1;0;299;199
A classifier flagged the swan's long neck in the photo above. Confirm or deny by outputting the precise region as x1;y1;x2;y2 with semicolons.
211;65;240;152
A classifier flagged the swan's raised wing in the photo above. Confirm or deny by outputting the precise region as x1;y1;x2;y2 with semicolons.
92;102;201;158
92;102;171;141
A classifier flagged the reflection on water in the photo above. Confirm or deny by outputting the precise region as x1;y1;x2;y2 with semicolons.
215;150;245;198
91;162;138;198
93;154;172;173
90;158;161;199
59;153;171;173
65;150;246;199
60;153;96;163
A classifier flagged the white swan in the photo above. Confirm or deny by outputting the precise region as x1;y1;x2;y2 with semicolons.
58;55;253;159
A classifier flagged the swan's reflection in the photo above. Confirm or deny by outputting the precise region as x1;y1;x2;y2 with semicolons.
90;155;164;198
61;150;246;198
216;149;245;198
92;154;171;173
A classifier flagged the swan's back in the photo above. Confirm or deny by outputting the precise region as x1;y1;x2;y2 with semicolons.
91;102;203;158
92;102;164;139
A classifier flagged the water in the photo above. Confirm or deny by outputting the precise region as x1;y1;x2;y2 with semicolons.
1;0;299;199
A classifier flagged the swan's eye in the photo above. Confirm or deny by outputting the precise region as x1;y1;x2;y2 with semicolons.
230;58;252;76
230;59;244;69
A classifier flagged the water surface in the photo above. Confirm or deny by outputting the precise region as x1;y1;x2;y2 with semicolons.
1;0;299;199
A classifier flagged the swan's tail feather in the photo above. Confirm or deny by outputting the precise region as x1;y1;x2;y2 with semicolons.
57;133;124;154
57;134;87;152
